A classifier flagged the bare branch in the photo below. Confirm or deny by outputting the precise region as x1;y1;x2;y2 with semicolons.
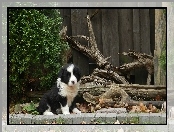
86;15;98;51
71;35;90;41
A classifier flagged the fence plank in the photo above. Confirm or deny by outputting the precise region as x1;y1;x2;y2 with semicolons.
60;9;72;36
149;9;155;56
132;9;151;85
71;9;89;75
140;9;151;54
118;9;133;66
102;9;119;67
133;9;140;52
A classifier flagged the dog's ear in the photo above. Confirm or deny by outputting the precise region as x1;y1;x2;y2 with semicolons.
74;66;81;81
58;67;64;78
77;67;81;78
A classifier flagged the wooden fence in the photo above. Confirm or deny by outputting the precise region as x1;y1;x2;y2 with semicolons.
59;9;156;84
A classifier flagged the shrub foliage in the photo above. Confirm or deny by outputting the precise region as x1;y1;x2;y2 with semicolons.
9;9;69;97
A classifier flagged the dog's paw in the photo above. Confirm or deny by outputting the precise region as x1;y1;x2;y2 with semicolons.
72;108;81;114
63;111;70;115
43;111;54;115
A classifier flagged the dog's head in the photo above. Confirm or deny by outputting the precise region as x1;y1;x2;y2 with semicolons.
57;64;81;87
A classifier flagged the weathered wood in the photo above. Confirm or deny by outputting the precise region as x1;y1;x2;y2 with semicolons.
88;9;102;53
100;84;131;104
118;9;133;66
59;9;72;36
132;9;143;85
118;50;154;85
27;84;166;99
149;9;155;56
114;84;165;89
154;9;166;85
66;36;128;84
133;9;140;52
80;84;166;89
92;68;128;84
60;9;154;85
60;14;129;84
140;9;151;54
88;9;102;74
134;9;151;85
102;9;119;67
82;84;165;109
80;75;109;85
79;84;166;99
71;9;89;75
128;101;165;108
60;11;156;86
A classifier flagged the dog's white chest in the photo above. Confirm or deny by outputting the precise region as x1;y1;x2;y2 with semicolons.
67;94;74;106
59;83;78;106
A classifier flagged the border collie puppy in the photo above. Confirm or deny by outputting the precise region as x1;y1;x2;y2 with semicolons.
37;63;81;115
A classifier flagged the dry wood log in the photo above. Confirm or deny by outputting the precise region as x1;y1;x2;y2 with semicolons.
80;75;110;85
83;92;99;105
100;84;131;104
83;92;165;109
127;101;165;108
82;84;166;108
115;84;165;89
93;68;127;84
79;84;166;99
27;84;166;100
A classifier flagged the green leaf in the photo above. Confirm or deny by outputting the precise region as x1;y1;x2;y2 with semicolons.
23;102;36;112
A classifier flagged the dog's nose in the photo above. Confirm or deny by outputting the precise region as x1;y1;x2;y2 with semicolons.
71;81;75;84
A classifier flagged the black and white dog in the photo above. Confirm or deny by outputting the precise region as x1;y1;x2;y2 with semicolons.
37;63;81;115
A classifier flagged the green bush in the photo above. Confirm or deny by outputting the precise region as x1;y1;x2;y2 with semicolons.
9;9;69;97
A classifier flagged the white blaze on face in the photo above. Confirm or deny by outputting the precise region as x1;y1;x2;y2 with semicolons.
67;64;77;86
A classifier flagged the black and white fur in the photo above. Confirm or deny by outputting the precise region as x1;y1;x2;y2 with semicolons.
37;64;81;115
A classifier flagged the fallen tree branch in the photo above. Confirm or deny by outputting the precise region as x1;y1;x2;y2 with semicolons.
79;84;166;99
59;15;129;84
59;15;154;85
71;35;90;41
118;50;154;85
80;75;111;85
82;83;166;109
27;84;166;100
87;14;98;51
100;84;131;104
92;68;128;84
90;9;100;20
